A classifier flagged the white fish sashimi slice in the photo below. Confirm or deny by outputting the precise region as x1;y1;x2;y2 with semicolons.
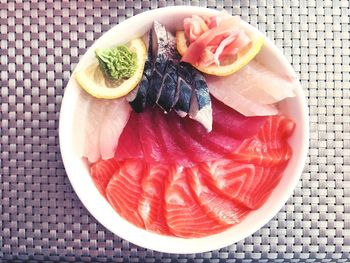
207;60;297;106
207;76;278;116
73;90;91;158
83;98;112;163
99;98;131;160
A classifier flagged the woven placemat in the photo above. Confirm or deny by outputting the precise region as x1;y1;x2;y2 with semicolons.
1;0;349;262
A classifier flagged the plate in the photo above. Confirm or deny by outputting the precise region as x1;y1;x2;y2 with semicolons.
59;6;309;254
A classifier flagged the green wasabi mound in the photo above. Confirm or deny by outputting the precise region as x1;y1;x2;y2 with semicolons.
95;45;137;80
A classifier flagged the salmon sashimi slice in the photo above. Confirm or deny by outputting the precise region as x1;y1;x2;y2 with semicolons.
106;159;146;228
138;108;168;163
153;108;194;166
138;163;170;235
115;112;144;160
201;159;285;209
232;115;295;166
187;166;250;225
90;157;119;198
165;165;228;238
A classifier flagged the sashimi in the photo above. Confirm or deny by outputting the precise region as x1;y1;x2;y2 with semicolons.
114;98;268;165
188;70;213;132
106;159;146;228
232;115;295;166
115;112;144;160
212;97;267;139
201;159;285;209
74;91;91;158
153;108;194;166
84;98;112;163
90;157;119;198
207;75;278;117
165;165;229;238
138;108;168;163
206;60;296;108
187;166;250;225
99;98;131;160
182;115;241;155
138;163;170;235
167;111;222;163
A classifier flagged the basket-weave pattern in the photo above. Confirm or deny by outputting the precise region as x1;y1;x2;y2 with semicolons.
1;0;349;262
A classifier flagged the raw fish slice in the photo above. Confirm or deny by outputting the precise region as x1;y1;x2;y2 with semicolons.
127;74;149;113
148;70;164;106
153;108;194;166
212;97;267;139
210;60;293;104
201;159;256;207
84;98;112;163
232;116;295;166
187;166;250;225
90;157;119;198
201;159;284;209
189;70;213;132
207;75;278;117
157;60;179;112
115;112;144;160
244;166;284;208
174;63;193;116
74;90;91;158
206;60;297;116
182;116;241;155
138;108;168;163
167;111;222;163
106;159;146;228
138;163;170;235
148;21;178;106
165;165;228;238
99;98;131;160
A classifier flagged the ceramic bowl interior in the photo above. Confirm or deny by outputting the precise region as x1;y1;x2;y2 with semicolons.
59;6;309;254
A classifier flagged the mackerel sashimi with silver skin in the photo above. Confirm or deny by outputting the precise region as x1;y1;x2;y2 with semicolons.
128;21;213;131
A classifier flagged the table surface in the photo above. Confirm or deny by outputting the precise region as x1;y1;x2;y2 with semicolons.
1;0;349;262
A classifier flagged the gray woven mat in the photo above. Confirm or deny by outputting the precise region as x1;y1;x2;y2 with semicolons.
1;0;349;262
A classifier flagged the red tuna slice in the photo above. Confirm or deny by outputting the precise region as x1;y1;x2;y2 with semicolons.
138;163;170;235
115;112;143;160
182;116;242;155
106;159;146;228
212;97;267;140
138;108;168;164
166;111;222;164
232;116;295;166
165;165;228;238
90;157;119;198
187;166;250;225
201;159;285;209
153;108;194;166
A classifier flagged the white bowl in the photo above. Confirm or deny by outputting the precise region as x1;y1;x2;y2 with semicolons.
59;6;309;254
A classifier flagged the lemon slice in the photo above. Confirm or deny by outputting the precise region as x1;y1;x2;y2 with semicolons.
75;38;147;99
176;31;265;77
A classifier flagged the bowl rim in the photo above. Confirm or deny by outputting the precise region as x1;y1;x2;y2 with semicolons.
59;6;309;254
